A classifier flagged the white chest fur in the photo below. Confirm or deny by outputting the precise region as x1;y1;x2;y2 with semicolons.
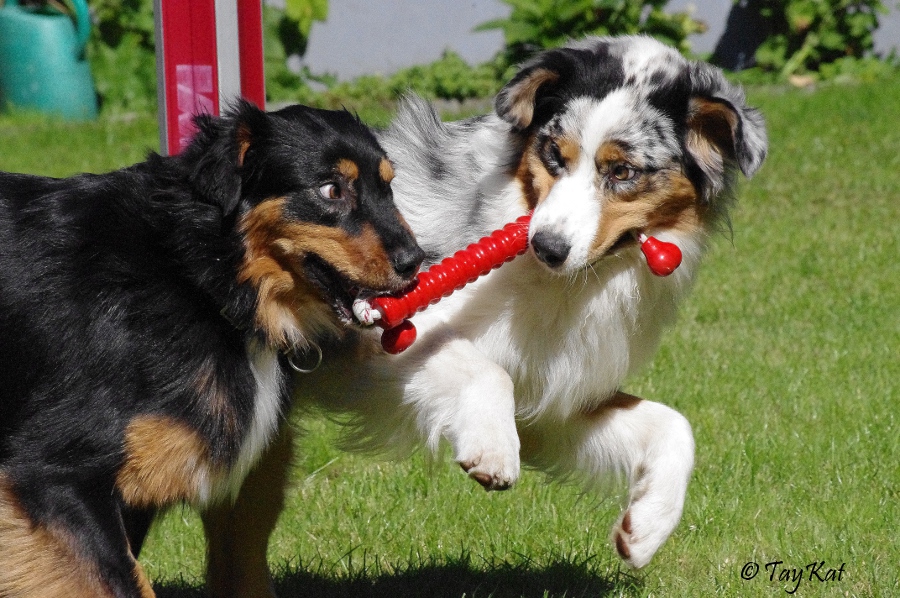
412;232;703;422
206;341;285;504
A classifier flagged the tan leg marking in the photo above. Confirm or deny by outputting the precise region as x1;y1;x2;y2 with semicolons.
0;474;121;598
202;424;294;598
117;415;219;508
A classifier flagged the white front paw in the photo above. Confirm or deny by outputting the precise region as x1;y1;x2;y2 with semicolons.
455;425;520;491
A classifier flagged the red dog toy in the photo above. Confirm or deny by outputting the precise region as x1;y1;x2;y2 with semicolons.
353;215;681;354
638;233;683;277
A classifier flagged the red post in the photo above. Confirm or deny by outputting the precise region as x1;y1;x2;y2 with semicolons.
154;0;265;156
237;0;266;107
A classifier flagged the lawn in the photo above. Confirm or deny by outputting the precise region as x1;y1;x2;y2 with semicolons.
1;75;897;597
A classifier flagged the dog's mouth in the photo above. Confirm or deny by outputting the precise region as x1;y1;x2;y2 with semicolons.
302;255;365;324
583;229;639;268
302;255;410;326
607;230;640;255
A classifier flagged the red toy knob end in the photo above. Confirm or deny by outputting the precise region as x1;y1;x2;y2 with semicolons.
640;235;682;276
380;320;417;354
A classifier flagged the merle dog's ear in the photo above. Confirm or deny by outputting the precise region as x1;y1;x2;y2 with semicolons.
495;63;561;130
685;65;768;185
185;100;270;215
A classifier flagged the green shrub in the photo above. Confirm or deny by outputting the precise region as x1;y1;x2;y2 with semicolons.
257;1;332;102
282;0;328;54
754;0;889;76
61;0;900;112
477;0;706;65
291;0;709;110
81;0;327;112
85;0;157;113
275;50;510;112
388;51;508;101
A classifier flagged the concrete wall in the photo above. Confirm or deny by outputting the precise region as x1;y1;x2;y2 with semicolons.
285;0;900;80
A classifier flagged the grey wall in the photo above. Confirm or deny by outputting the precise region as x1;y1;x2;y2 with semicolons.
299;0;509;79
290;0;900;80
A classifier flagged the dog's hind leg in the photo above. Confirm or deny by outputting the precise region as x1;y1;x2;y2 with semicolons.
520;392;694;568
201;423;294;598
121;504;156;558
0;473;155;598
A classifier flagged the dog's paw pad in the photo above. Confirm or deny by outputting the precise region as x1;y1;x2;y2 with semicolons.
614;531;631;560
458;460;516;491
611;509;665;569
613;512;633;560
469;471;495;489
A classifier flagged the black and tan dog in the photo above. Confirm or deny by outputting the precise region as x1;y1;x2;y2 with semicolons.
0;100;423;598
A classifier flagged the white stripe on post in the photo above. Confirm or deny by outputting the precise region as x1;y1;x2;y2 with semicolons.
215;0;242;111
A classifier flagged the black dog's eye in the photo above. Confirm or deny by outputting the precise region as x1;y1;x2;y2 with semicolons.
318;183;342;200
610;163;637;182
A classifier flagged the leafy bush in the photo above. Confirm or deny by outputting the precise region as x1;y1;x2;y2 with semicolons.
388;51;509;101
275;50;510;112
85;0;157;113
282;0;328;54
478;0;706;65
816;53;900;81
285;0;710;110
80;0;327;112
253;1;331;102
47;0;899;113
754;0;889;76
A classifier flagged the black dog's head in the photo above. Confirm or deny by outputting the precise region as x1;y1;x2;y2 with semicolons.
183;101;424;347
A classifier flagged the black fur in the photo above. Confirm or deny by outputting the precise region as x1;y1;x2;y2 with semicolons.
0;100;422;598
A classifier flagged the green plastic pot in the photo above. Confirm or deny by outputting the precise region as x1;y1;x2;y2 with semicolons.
0;0;98;119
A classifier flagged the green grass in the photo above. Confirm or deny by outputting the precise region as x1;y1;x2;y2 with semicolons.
0;112;159;176
2;77;897;597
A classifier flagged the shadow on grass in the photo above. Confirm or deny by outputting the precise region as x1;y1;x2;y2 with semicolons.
154;556;641;598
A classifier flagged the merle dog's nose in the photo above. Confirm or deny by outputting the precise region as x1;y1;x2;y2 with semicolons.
531;231;571;269
391;244;425;279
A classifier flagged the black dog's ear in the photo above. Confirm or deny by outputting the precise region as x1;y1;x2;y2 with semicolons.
183;100;270;215
686;64;768;184
495;63;560;130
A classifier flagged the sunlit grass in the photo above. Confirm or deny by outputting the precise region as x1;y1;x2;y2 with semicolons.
3;76;897;596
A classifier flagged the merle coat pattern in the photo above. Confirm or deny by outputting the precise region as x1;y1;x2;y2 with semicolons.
211;35;767;597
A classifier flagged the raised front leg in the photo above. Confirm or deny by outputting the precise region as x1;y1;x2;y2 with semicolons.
201;423;294;598
405;336;520;490
520;392;694;568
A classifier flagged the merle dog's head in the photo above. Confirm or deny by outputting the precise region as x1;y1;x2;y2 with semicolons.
183;100;424;347
495;36;768;274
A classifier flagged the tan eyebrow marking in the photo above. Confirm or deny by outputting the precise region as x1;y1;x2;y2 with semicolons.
336;158;359;182
379;158;395;183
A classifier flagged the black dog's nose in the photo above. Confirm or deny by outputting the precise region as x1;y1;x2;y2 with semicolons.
531;231;571;268
391;244;425;279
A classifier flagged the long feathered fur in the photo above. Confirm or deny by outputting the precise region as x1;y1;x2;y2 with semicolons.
298;36;767;569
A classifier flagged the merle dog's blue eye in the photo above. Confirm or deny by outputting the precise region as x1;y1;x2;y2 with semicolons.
318;183;341;200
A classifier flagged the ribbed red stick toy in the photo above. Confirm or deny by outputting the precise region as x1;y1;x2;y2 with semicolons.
354;214;681;354
360;214;531;354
